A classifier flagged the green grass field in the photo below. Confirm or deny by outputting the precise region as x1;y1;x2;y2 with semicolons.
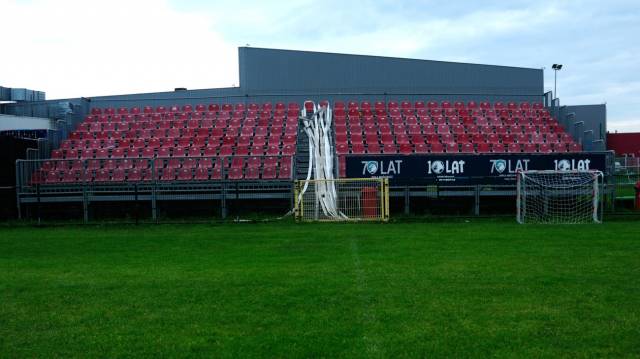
1;221;639;358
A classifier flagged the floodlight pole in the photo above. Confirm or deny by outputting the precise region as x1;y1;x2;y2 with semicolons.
552;64;563;100
554;69;557;99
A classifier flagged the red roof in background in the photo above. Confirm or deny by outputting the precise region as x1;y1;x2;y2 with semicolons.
607;132;640;156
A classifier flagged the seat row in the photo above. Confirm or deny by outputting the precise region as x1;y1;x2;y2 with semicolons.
90;103;301;115
70;125;296;138
78;117;298;130
40;156;292;171
61;135;298;150
52;144;297;160
332;100;545;111
335;109;551;121
36;166;292;184
336;115;555;126
336;142;581;155
336;124;562;137
90;101;544;117
85;110;302;123
338;132;573;145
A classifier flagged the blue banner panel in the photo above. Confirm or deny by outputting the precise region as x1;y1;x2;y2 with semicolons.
345;153;607;185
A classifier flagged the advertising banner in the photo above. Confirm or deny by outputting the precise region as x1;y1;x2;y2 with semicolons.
345;153;607;184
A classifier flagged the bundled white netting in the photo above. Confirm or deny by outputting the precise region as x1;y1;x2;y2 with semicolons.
296;101;347;220
517;170;603;224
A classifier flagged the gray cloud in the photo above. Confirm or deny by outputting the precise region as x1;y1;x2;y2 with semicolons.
193;0;639;131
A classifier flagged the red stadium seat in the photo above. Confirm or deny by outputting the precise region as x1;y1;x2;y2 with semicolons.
441;133;454;144
245;167;260;180
410;134;425;144
95;169;110;182
445;143;458;153
380;134;394;145
337;143;349;154
177;168;192;181
422;124;435;134
382;144;398;153
161;169;175;181
176;158;193;169
507;143;521;153
194;158;211;170
523;143;537;153
379;124;392;134
132;159;148;169
366;143;380;154
461;143;474;153
194;168;209;181
60;170;78;183
111;168;126;182
568;142;582;152
539;143;552;153
242;157;258;169
502;134;515;144
553;143;568;152
546;134;560;144
51;149;63;159
118;159;133;170
396;134;410;144
228;167;243;180
399;144;413;154
475;142;489;153
430;142;444;153
262;166;277;179
172;147;187;157
282;144;295;156
351;143;366;154
278;165;292;179
127;169;142;182
413;143;427;153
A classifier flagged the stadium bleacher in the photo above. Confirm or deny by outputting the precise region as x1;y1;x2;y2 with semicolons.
40;103;297;183
333;100;579;155
34;100;582;184
333;100;581;176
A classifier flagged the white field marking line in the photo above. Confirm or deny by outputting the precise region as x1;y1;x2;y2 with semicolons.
350;238;382;357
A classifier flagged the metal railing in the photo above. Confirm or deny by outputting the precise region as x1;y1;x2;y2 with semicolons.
16;155;295;222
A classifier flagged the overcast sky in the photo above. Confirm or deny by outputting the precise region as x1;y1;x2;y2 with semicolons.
1;0;638;131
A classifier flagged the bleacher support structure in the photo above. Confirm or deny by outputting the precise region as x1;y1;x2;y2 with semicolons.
14;99;616;221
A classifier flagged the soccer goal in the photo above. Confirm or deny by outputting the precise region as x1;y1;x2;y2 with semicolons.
294;178;389;222
516;170;603;224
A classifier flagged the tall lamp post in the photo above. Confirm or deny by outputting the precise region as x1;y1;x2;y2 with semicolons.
552;64;563;99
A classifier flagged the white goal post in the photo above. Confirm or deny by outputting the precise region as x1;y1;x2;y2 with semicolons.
516;170;603;224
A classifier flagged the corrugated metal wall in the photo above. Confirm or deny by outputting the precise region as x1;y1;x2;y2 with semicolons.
239;47;543;102
561;104;607;151
68;47;546;110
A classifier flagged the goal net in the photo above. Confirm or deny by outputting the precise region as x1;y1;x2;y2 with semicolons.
294;178;389;222
517;170;603;224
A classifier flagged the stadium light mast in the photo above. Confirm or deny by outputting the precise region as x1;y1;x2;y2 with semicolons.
552;64;563;99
